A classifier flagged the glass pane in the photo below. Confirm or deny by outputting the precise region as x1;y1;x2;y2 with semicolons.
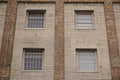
78;63;96;71
28;19;44;28
78;63;87;71
76;19;92;24
76;15;92;20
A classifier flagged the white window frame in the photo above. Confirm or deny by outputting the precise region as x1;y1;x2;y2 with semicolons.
26;10;46;29
22;48;44;71
76;49;98;72
75;10;94;29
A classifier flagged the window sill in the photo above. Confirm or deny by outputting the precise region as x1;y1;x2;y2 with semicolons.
76;70;99;73
21;70;44;73
25;28;45;30
75;28;95;30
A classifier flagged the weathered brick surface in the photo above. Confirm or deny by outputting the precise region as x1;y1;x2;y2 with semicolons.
0;0;120;3
113;2;120;79
0;0;7;2
0;0;17;80
54;0;64;80
18;0;55;2
104;0;120;80
64;0;119;2
0;3;6;55
64;0;104;2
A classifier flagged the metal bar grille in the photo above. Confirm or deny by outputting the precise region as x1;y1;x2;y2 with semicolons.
77;49;97;72
76;11;93;29
24;48;43;70
27;10;45;28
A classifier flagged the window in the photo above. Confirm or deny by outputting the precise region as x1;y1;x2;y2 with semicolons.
27;10;45;28
23;48;44;70
77;49;97;72
75;10;94;29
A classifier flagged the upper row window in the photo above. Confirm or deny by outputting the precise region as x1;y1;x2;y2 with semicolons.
26;10;94;29
75;10;94;29
27;10;45;28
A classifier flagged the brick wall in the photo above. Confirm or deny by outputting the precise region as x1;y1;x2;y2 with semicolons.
64;3;111;80
0;0;120;80
10;3;55;80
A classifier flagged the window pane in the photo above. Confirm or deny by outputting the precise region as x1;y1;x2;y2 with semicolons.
76;15;92;20
76;20;92;24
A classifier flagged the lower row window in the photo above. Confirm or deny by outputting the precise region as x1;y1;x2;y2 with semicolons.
23;48;44;70
23;48;97;72
77;49;97;72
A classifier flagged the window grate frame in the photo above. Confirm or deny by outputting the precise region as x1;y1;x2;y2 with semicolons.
23;48;44;71
76;49;98;72
26;10;46;29
75;10;94;29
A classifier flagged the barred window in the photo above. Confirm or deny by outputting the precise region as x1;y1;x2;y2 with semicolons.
23;48;44;70
77;49;97;72
75;10;94;29
27;10;45;28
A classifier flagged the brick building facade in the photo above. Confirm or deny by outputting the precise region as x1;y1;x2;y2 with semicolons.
0;0;120;80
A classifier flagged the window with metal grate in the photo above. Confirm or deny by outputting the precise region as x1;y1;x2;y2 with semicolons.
75;10;94;29
76;49;97;72
27;10;45;28
23;48;44;70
